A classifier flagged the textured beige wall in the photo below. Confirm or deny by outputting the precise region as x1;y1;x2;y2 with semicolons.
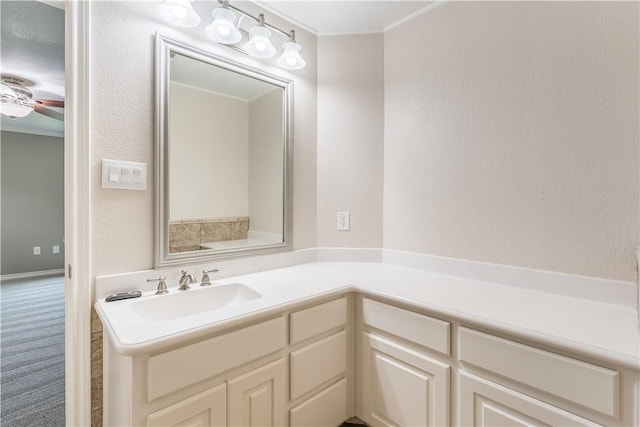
170;83;249;221
384;1;639;282
317;34;384;247
90;1;317;277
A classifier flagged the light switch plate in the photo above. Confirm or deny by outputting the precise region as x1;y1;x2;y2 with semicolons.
101;160;147;190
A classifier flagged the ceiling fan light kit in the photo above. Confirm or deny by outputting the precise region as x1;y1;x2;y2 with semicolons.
0;98;34;118
159;0;306;70
0;76;65;121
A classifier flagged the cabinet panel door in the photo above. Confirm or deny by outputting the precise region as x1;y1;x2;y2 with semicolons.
361;332;450;427
228;359;286;427
146;383;226;427
458;371;601;427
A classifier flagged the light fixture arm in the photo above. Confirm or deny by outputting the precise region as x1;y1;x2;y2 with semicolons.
218;0;293;39
257;13;266;27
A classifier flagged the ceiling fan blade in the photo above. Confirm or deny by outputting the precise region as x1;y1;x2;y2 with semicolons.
34;104;64;121
36;99;64;108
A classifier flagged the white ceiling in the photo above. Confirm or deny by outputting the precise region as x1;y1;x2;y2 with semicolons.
257;0;435;35
0;1;65;137
171;52;278;100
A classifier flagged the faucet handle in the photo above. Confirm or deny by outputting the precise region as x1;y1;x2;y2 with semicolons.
147;276;168;295
201;269;219;286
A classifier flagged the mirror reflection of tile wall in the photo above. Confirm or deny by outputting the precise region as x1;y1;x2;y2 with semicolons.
169;217;249;253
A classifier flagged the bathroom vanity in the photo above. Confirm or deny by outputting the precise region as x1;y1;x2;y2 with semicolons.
101;295;350;427
95;261;639;427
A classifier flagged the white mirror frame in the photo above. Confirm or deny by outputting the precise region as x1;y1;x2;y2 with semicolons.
154;33;293;268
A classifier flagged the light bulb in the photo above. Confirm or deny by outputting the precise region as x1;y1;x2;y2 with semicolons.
205;7;242;44
171;6;186;19
158;0;200;28
244;26;276;58
277;41;306;70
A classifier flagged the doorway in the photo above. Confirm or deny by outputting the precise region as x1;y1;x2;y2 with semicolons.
0;1;66;425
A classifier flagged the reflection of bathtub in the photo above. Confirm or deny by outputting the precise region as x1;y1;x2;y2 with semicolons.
200;231;282;250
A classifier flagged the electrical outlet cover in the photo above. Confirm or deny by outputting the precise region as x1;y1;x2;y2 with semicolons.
337;212;350;231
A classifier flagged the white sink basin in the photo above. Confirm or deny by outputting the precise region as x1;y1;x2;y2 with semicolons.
131;283;261;321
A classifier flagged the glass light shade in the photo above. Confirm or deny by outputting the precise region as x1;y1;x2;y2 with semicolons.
158;0;200;28
205;7;242;44
0;83;17;98
0;99;34;118
244;26;276;58
277;41;306;70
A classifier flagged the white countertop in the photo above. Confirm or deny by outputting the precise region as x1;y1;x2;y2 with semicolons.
95;261;640;369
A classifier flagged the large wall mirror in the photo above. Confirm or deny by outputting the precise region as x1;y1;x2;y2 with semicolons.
155;33;293;267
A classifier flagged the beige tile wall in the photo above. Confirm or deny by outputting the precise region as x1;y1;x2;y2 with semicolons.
169;217;249;253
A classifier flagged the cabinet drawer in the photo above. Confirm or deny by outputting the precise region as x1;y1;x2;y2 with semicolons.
290;330;347;400
148;317;286;401
290;297;347;344
290;379;348;427
458;327;619;418
362;298;450;355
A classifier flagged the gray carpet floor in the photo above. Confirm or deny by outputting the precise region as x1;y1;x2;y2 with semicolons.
1;274;65;426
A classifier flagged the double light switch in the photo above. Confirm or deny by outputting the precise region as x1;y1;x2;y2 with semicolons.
101;159;147;190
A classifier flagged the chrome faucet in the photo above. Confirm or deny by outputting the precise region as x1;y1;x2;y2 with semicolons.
178;269;197;291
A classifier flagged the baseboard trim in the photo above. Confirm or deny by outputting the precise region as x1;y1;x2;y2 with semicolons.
1;268;65;282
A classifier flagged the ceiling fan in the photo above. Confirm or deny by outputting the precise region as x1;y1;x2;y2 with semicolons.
0;75;64;121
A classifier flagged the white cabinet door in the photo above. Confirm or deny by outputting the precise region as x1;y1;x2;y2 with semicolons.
228;358;286;427
458;371;601;426
361;332;450;427
146;383;226;427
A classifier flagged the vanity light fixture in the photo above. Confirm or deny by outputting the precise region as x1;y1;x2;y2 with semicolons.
277;31;306;70
244;14;277;58
161;0;306;70
205;1;243;45
158;0;200;28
